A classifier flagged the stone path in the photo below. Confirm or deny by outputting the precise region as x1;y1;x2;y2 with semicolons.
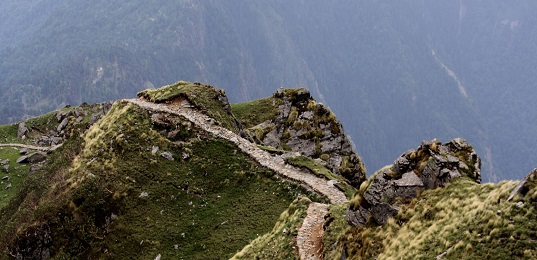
127;98;348;259
297;202;329;260
0;143;62;152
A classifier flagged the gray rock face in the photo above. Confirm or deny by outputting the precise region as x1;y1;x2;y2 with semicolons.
249;87;367;187
18;122;28;139
346;138;481;227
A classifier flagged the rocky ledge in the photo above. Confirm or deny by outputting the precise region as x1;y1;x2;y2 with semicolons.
346;138;481;226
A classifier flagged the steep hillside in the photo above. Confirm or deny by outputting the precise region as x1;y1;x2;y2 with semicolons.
1;82;536;259
321;141;537;259
0;82;356;259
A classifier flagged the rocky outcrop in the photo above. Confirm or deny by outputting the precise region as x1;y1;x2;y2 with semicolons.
17;122;28;139
508;168;537;201
346;138;481;227
248;88;366;187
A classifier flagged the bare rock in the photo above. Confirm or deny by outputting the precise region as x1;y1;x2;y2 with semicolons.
394;171;423;187
151;146;159;155
17;122;28;139
57;118;69;132
160;152;174;161
90;114;102;125
5;183;12;190
56;111;67;122
508;168;537;201
347;138;481;227
17;152;47;164
0;159;9;165
2;164;9;173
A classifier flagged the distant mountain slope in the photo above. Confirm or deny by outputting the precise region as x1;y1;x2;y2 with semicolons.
1;1;537;181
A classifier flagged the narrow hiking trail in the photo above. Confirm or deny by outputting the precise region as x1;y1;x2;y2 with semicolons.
127;98;348;259
297;202;329;260
0;143;62;152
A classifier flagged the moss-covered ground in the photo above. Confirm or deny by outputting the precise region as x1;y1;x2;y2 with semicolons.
0;124;18;143
285;156;356;199
0;147;30;210
324;177;537;259
0;101;322;259
231;97;282;128
231;197;311;259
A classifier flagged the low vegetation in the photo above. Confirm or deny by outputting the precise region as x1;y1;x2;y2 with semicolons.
231;97;282;129
0;101;321;259
0;147;30;210
325;177;537;259
231;197;311;259
285;156;356;199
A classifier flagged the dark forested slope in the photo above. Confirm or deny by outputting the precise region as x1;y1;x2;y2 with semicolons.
1;1;536;181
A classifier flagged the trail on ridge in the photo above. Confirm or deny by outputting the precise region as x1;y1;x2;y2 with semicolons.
127;98;347;259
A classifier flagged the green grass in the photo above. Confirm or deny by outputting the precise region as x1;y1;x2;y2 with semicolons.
0;124;18;143
257;145;288;155
231;197;311;259
231;97;282;128
327;178;537;259
323;203;350;259
285;156;357;199
0;101;322;259
0;147;30;210
137;81;239;133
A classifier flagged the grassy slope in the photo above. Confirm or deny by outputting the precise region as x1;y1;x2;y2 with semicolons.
0;146;29;209
232;197;311;259
231;97;282;129
0;105;99;211
285;156;356;199
0;101;320;259
324;177;537;259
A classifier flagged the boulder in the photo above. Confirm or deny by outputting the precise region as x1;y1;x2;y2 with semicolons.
2;164;9;173
57;118;69;132
0;159;9;165
50;136;63;145
56;111;67;122
18;122;28;139
17;152;47;164
160;152;174;161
